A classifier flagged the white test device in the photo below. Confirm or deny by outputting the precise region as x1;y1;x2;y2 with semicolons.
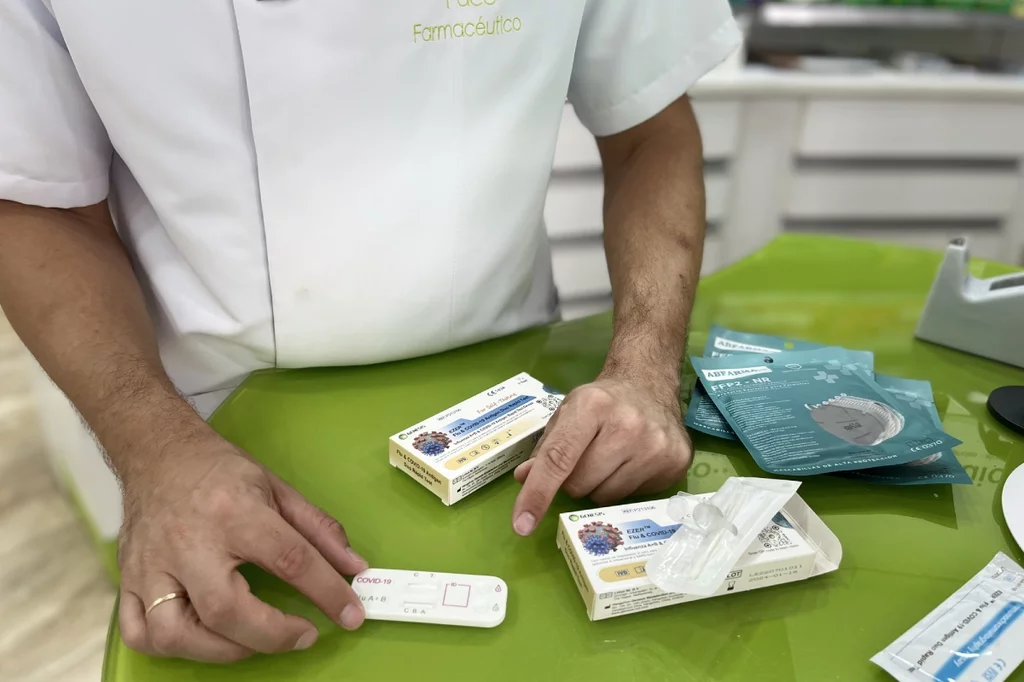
351;568;508;628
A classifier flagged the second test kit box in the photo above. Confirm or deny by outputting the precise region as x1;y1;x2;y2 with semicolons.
389;373;564;505
557;493;842;620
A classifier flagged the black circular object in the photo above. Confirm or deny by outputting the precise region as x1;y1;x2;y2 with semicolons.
988;386;1024;436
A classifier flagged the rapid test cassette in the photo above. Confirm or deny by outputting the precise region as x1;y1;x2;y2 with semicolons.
351;569;507;628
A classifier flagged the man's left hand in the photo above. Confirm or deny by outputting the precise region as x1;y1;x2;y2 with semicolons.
510;373;692;536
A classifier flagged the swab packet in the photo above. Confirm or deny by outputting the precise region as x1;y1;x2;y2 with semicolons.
871;552;1024;682
691;348;963;476
840;375;972;486
685;326;835;441
646;477;801;596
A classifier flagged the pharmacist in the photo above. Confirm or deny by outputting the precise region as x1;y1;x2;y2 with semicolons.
0;0;740;664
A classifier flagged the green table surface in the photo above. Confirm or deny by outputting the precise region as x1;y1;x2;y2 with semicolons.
104;234;1024;681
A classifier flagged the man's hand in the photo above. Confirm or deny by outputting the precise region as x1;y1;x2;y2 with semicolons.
1;199;372;661
117;435;369;663
510;373;691;536
510;96;707;535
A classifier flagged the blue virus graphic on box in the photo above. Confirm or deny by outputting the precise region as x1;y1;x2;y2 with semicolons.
578;522;624;556
412;431;452;456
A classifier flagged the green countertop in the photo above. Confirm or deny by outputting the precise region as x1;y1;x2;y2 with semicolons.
103;234;1024;681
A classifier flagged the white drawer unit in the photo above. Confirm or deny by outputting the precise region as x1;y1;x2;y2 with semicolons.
544;178;603;241
550;240;610;301
560;296;613;322
692;99;742;160
797;100;1024;159
787;168;1019;220
551;105;601;171
704;234;724;273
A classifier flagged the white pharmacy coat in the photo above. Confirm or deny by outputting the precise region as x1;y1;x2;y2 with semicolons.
0;0;741;415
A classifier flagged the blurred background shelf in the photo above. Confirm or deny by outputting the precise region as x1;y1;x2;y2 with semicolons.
745;3;1024;67
544;2;1024;320
758;4;1022;30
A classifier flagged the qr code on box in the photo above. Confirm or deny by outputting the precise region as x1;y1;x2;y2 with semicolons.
758;524;793;549
538;394;563;413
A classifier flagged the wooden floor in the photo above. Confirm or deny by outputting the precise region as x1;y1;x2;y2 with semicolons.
0;311;115;682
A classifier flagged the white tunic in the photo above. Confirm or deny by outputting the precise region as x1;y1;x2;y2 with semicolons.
0;0;740;413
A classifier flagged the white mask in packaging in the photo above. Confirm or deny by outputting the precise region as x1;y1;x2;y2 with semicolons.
646;477;801;597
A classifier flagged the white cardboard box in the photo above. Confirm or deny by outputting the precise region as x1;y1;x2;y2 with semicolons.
389;373;563;505
557;492;842;620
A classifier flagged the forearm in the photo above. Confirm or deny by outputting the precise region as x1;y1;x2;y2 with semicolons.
598;96;706;392
0;200;211;486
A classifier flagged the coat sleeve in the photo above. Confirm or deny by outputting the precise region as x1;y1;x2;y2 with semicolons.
0;0;112;208
568;0;742;137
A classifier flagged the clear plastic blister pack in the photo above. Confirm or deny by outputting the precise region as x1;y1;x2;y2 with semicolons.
645;477;801;597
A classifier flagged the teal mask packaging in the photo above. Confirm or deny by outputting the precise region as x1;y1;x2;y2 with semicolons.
703;325;825;359
840;375;972;486
685;326;846;441
691;349;962;476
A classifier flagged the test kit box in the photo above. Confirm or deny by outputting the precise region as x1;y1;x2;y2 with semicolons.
389;373;564;505
557;493;842;621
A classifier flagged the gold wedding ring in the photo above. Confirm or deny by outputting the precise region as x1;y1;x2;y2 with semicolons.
145;591;188;617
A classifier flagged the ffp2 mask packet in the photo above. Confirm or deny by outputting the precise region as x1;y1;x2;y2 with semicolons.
840;374;972;486
703;325;825;358
691;348;962;476
685;326;837;441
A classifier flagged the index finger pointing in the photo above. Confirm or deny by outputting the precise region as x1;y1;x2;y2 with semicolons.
512;398;600;536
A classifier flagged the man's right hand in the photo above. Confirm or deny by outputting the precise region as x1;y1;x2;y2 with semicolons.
116;434;369;663
0;201;368;662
